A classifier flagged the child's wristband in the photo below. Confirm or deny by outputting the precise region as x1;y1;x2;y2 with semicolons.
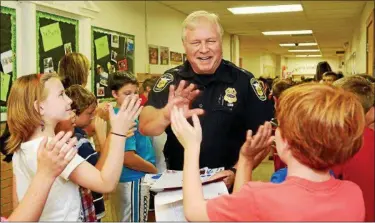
111;132;127;138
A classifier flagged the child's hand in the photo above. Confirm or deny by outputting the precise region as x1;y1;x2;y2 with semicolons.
240;122;274;162
94;116;107;144
96;102;110;121
126;122;137;138
108;95;143;136
36;131;78;178
171;106;202;151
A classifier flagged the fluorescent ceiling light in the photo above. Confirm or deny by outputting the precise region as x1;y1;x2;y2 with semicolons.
288;49;320;52
296;55;322;57
280;43;318;47
228;4;303;15
262;30;313;35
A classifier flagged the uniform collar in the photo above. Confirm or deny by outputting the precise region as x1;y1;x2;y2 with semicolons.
178;59;234;84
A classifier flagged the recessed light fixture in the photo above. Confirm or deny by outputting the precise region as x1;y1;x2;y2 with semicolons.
296;55;322;57
280;43;318;47
262;30;313;36
228;4;303;15
288;49;320;52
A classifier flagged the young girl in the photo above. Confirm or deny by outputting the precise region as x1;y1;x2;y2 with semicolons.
109;72;157;222
7;73;142;221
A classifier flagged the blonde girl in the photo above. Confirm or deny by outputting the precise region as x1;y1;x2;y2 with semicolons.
58;52;90;88
7;73;142;221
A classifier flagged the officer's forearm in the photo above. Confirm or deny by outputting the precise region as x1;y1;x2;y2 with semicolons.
139;106;170;136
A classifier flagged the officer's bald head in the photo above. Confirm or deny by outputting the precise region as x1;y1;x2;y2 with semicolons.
181;10;224;42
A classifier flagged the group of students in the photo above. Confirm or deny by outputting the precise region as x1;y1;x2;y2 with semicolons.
0;50;374;222
0;52;159;222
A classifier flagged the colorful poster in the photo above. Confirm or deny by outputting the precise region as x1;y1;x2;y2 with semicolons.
95;36;110;60
160;46;169;65
170;51;183;65
148;45;159;65
118;58;128;71
0;72;11;101
40;22;63;52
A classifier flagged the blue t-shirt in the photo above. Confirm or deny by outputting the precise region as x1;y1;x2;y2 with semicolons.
270;167;336;183
114;108;156;182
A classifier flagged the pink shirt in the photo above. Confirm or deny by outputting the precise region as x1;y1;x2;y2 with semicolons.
207;176;365;221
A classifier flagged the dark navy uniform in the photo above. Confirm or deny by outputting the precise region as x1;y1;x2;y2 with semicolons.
146;59;274;170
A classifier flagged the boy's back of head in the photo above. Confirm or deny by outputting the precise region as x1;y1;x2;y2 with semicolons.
333;76;374;113
276;83;365;170
65;84;97;116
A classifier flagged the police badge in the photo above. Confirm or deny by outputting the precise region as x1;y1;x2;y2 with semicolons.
250;78;267;101
224;87;237;107
153;73;174;92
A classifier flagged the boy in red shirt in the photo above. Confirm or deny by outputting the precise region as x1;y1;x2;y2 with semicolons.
171;83;366;221
333;76;374;222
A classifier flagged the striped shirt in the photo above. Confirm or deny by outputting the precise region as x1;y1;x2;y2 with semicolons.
75;128;106;219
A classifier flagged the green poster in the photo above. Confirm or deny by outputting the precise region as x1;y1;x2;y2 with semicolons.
0;72;11;101
95;36;109;60
40;22;63;52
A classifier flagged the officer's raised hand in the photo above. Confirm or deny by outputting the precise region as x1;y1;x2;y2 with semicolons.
161;80;204;121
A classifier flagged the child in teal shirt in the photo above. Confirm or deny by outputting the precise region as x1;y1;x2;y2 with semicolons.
110;72;157;222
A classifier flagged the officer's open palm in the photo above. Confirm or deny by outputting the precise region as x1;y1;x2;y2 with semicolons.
108;95;143;136
171;106;202;151
163;80;204;121
240;122;274;163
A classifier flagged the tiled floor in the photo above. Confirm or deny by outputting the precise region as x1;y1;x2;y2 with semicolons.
101;159;274;222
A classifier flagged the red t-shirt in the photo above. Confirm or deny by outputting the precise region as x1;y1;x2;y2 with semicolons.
207;176;365;221
333;127;374;222
139;94;148;106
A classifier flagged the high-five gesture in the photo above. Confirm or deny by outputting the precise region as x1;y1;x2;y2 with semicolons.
109;95;143;136
171;106;202;151
240;122;274;163
162;80;204;121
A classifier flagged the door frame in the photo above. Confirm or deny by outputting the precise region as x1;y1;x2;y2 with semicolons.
366;8;374;76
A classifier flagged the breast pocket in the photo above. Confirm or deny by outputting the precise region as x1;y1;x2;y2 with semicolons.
211;105;235;129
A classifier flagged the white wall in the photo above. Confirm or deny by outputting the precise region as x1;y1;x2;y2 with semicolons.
344;1;374;75
240;50;279;78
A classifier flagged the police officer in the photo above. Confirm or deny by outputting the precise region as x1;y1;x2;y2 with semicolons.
139;10;273;188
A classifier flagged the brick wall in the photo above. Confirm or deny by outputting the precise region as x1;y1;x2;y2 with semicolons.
0;122;13;218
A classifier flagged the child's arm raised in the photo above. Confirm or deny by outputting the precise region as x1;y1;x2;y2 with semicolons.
69;95;143;193
170;107;210;222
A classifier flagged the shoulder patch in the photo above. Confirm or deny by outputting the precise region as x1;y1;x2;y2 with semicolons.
153;73;174;92
250;78;267;101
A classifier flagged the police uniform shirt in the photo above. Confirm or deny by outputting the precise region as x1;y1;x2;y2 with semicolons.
146;59;274;170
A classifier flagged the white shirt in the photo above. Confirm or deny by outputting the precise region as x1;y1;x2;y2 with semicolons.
12;137;85;221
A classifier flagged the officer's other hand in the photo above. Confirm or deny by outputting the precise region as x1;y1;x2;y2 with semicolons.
170;106;202;151
209;170;235;189
162;80;204;121
240;122;274;164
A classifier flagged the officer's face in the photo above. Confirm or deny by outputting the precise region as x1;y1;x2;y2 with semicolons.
183;21;222;74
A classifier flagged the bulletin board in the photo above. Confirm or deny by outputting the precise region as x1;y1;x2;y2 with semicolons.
36;11;79;74
91;26;135;101
0;6;17;113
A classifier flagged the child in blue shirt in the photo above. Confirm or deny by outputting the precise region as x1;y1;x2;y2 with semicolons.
110;72;157;222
